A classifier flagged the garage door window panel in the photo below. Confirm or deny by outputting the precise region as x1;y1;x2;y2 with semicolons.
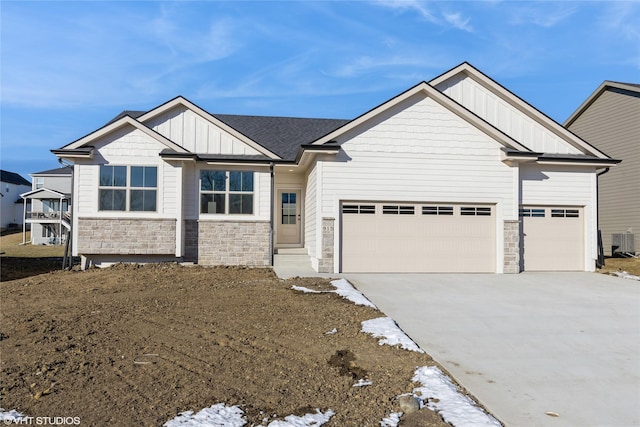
461;206;492;216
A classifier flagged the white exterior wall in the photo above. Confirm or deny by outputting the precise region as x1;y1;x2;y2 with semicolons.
147;107;261;155
318;94;516;273
436;75;582;155
304;164;318;259
74;127;177;218
520;164;598;271
1;182;30;228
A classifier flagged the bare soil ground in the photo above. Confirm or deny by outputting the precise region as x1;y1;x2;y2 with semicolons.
597;257;640;276
0;262;451;426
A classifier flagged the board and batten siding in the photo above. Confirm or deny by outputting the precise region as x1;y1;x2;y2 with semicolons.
435;74;582;155
520;164;598;270
318;93;516;273
567;88;640;254
146;107;261;155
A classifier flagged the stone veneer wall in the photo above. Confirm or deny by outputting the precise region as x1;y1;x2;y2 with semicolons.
317;217;334;273
77;218;176;254
504;220;521;274
184;220;271;266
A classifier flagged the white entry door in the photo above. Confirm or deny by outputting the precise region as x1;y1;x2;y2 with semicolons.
277;190;301;245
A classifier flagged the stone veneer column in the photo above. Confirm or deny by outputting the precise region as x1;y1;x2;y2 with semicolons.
317;217;334;273
503;220;521;274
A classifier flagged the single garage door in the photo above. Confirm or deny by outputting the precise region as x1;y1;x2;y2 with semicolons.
520;206;584;271
341;202;496;273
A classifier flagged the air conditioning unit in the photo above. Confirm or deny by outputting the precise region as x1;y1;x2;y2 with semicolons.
612;233;636;255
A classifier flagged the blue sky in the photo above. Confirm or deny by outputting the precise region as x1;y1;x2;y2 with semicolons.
1;1;639;181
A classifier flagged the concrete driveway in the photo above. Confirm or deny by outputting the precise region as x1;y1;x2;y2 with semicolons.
345;273;640;427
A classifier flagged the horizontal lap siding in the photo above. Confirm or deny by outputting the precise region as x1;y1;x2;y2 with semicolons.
436;75;581;155
568;89;640;254
321;95;515;218
305;165;317;258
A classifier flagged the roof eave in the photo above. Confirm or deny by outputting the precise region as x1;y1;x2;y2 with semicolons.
51;147;94;160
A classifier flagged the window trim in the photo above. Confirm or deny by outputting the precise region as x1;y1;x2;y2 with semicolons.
98;165;158;212
200;170;255;215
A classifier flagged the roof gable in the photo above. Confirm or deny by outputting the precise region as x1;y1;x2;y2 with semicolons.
136;97;282;159
564;80;640;127
430;62;610;159
60;115;189;154
312;80;529;152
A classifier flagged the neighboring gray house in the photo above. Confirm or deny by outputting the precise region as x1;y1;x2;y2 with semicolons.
0;170;31;230
21;167;72;245
565;81;640;256
52;63;618;273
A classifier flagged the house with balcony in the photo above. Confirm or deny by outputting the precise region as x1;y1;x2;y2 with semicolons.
20;167;72;245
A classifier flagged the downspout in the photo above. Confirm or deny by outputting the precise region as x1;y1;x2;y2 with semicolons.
269;162;275;266
595;167;610;268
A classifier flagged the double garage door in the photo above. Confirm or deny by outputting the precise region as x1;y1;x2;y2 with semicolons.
341;202;496;273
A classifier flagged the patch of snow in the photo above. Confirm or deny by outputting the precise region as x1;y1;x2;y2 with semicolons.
361;317;424;353
291;279;376;308
412;366;501;427
0;409;26;422
352;379;373;387
609;271;640;281
291;285;322;293
380;412;402;427
266;409;335;427
163;403;246;427
325;328;338;335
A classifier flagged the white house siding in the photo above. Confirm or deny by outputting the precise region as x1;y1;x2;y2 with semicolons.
435;74;582;155
1;182;30;229
520;164;597;270
146;107;261;155
304;164;317;259
72;126;180;260
319;93;516;273
567;89;640;255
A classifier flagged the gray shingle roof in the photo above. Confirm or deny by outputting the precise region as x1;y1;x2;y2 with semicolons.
106;108;349;161
212;114;349;160
0;170;31;186
31;167;72;176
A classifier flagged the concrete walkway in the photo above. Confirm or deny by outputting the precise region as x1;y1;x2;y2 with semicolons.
344;273;640;427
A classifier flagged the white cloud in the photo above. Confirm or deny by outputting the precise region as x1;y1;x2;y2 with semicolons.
373;0;438;23
509;4;576;28
443;12;473;32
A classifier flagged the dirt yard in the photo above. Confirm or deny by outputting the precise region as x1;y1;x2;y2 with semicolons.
0;262;451;426
598;257;640;276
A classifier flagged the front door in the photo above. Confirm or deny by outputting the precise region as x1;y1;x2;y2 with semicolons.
277;190;301;245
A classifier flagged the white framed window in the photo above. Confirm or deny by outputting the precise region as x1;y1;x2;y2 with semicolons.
461;206;491;216
35;177;44;189
99;165;157;212
342;204;375;214
200;170;254;215
422;206;454;215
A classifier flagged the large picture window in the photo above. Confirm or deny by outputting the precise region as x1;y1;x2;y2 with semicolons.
99;165;157;212
200;170;254;215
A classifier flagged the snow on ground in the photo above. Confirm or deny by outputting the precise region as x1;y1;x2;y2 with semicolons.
291;279;377;308
380;412;402;427
0;409;24;422
413;366;502;427
361;317;425;353
162;406;334;427
164;404;246;427
609;271;640;281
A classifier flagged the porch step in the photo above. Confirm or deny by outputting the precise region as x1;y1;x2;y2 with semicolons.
275;248;308;255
